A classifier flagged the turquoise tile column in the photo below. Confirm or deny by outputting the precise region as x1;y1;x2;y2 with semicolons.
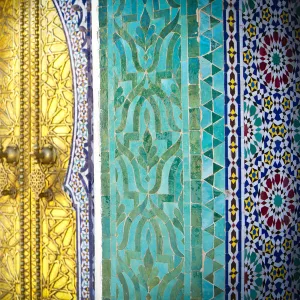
199;0;226;299
107;0;117;297
187;0;202;299
181;0;191;298
100;0;201;298
99;0;111;298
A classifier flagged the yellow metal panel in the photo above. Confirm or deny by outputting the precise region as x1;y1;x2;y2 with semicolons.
0;0;22;298
38;1;77;298
0;0;76;298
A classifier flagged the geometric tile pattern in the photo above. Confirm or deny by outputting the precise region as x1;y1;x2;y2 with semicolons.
224;0;243;298
53;1;94;298
98;0;300;299
242;0;300;298
199;0;226;299
99;0;210;298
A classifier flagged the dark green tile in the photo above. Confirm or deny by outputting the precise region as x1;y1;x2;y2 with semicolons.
188;16;199;37
191;155;201;179
189;108;201;130
189;85;200;108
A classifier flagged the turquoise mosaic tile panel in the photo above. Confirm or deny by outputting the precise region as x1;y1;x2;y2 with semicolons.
100;0;203;298
99;0;226;298
98;0;300;298
199;0;225;299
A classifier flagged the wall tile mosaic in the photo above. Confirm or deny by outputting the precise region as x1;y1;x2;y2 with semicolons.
199;0;226;299
242;0;300;298
98;0;225;298
99;0;300;299
225;0;300;298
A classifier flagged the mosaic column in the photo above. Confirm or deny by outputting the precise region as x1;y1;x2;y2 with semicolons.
99;0;226;298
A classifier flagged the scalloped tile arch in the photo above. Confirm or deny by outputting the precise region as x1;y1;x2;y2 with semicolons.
52;0;94;298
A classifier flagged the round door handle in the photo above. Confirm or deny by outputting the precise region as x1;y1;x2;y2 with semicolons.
39;188;54;200
0;145;19;164
35;145;57;164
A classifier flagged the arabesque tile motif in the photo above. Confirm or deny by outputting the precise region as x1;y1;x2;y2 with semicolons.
99;0;300;299
100;0;225;298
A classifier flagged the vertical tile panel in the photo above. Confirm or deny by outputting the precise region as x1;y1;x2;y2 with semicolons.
199;0;226;299
101;0;201;298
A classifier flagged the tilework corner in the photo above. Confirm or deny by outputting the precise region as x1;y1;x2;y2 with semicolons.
199;0;226;299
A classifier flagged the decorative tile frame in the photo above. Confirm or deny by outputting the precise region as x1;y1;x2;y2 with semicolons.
53;1;94;299
199;0;226;298
225;0;300;298
224;0;243;298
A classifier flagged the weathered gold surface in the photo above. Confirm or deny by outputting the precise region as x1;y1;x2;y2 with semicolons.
0;0;76;298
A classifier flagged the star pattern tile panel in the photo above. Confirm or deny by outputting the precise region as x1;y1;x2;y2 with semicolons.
242;0;300;298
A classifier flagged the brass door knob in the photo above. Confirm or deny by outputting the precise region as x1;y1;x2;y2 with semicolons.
35;145;57;164
39;188;54;200
0;145;19;163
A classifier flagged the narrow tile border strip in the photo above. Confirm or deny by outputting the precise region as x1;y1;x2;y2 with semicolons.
224;0;243;298
53;1;94;298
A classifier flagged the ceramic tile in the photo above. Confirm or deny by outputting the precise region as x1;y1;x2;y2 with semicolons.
100;0;202;297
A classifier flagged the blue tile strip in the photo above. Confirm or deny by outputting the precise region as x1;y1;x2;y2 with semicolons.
224;0;242;298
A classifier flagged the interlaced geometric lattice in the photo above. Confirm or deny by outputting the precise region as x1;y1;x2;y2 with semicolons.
242;0;300;298
0;164;8;196
30;167;45;198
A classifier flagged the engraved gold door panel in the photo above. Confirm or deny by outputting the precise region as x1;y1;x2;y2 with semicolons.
0;0;22;298
0;0;77;299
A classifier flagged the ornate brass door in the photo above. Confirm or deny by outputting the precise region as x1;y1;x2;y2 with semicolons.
0;0;77;299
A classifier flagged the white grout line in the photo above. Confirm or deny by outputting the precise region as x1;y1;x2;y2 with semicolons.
92;0;102;298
